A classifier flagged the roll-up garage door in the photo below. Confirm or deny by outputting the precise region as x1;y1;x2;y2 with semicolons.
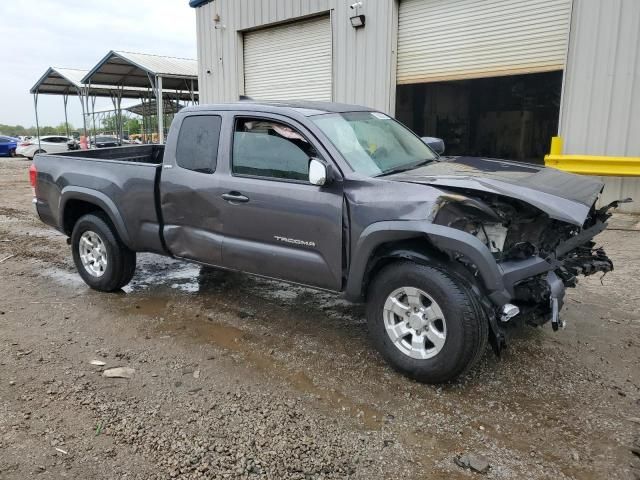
397;0;572;84
243;15;332;100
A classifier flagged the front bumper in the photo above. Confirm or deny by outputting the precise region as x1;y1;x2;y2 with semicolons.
503;245;613;329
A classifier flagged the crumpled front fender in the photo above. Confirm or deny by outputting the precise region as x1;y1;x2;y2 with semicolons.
345;220;513;304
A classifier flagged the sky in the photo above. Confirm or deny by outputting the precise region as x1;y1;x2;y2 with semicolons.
0;0;197;128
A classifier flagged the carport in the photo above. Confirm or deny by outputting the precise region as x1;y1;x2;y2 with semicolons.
125;99;186;142
81;51;198;143
30;67;151;146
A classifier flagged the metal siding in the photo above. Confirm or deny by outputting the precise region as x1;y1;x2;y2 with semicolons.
243;16;332;100
194;0;395;113
397;0;572;84
331;0;396;112
560;0;640;212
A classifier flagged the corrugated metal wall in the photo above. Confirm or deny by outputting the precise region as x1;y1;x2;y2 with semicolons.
194;0;397;113
560;0;640;213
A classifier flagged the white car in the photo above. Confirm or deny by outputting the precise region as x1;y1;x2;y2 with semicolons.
17;135;72;159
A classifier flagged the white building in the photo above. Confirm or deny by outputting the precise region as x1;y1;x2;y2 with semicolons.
191;0;640;212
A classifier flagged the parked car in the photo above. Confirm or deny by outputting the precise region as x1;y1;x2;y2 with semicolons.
30;101;618;383
0;136;18;157
17;135;72;159
67;138;80;150
91;135;121;148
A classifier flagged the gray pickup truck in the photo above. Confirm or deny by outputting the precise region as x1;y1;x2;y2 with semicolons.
31;101;616;383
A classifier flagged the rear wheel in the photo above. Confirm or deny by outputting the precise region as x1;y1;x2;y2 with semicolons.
71;213;136;291
366;262;488;383
9;148;16;157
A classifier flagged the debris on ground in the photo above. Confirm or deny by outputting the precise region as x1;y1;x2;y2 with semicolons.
102;367;135;379
90;360;106;366
0;254;16;264
455;453;491;473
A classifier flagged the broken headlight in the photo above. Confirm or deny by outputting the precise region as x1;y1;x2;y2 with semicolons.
432;193;508;253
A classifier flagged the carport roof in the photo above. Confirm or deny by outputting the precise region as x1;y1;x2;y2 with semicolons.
126;99;185;116
81;51;198;91
30;66;199;101
30;67;151;98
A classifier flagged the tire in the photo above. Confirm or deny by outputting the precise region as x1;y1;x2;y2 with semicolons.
9;148;16;157
71;213;136;292
366;261;488;383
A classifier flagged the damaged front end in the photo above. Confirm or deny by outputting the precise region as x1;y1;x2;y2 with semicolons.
432;191;620;347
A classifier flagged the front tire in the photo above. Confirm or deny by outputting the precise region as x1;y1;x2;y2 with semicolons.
71;213;136;292
366;262;488;383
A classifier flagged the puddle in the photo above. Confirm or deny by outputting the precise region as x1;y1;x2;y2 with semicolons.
123;255;202;293
172;316;383;430
125;298;383;430
129;297;169;317
44;254;383;429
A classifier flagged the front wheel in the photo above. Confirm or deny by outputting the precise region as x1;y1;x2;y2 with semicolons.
366;262;488;383
9;148;16;157
71;213;136;291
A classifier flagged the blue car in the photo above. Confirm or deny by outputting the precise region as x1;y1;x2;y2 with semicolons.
0;136;18;157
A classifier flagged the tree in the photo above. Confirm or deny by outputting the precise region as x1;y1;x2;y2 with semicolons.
125;118;140;135
100;114;120;133
55;121;74;134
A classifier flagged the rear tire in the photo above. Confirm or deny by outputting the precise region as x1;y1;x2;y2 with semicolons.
9;148;16;157
366;261;488;383
71;213;136;292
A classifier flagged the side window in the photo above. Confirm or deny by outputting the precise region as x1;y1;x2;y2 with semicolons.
232;117;317;181
175;115;222;173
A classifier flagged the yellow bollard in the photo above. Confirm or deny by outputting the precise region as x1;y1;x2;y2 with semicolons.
549;136;563;156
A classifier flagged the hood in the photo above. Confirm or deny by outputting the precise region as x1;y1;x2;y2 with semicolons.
387;156;604;226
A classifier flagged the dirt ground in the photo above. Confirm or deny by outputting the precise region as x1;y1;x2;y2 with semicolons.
0;157;639;479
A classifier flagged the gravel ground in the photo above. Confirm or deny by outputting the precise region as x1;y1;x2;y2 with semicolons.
0;157;639;479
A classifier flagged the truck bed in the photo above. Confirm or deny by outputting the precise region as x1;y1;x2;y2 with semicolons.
55;145;164;164
33;146;165;254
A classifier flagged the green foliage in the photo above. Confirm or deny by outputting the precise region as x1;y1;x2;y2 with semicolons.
125;118;140;135
56;121;74;133
0;123;74;137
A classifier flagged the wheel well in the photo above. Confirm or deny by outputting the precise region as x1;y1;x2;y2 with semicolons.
62;200;105;236
361;238;450;298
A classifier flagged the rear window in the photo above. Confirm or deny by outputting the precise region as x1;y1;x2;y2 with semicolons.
175;115;222;174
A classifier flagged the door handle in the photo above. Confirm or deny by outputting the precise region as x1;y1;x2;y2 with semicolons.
222;191;250;203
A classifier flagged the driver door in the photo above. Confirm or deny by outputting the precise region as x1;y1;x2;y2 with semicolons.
221;114;344;291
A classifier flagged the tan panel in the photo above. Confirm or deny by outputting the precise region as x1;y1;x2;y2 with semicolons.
397;0;572;84
244;15;332;100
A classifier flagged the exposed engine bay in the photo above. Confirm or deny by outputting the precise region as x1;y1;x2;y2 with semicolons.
432;189;620;333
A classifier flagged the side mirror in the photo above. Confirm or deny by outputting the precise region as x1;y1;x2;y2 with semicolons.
309;158;330;186
421;136;445;155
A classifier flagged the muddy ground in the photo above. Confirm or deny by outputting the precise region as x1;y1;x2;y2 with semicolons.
0;157;639;479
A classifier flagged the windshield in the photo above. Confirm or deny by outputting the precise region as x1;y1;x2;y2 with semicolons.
312;111;437;176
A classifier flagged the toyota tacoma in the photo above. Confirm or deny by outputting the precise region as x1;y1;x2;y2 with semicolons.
31;101;619;383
